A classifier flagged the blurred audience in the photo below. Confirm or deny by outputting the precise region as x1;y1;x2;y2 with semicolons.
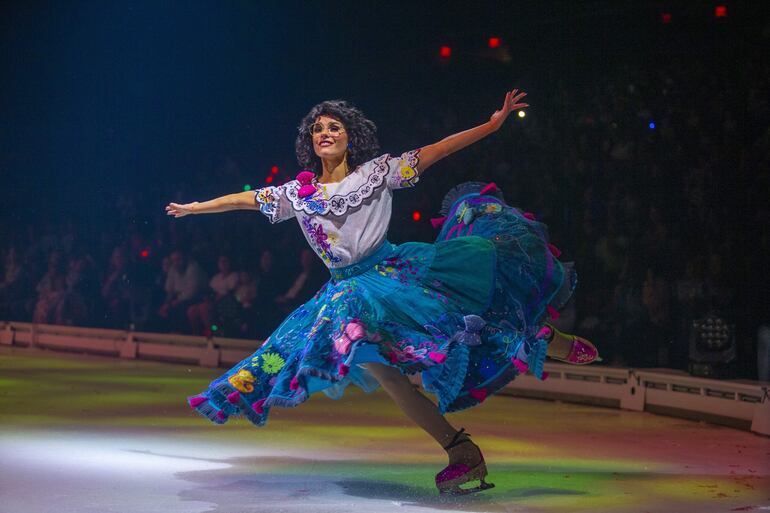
275;249;326;314
1;50;767;378
0;246;32;320
187;254;238;336
101;246;131;328
158;249;208;333
32;251;66;324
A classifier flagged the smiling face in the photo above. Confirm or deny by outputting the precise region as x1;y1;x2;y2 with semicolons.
311;115;349;161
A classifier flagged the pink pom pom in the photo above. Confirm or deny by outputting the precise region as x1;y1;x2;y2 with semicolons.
536;325;553;340
430;216;447;229
215;410;226;421
479;182;498;195
295;170;315;183
251;399;266;414
334;335;352;355
297;184;317;198
345;321;366;341
338;363;349;377
289;376;300;390
469;388;488;402
546;304;560;319
226;391;240;404
547;243;562;257
428;351;447;364
188;396;206;408
511;357;529;373
523;212;537;221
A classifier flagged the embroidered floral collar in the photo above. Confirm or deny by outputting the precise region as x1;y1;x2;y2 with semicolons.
285;154;390;217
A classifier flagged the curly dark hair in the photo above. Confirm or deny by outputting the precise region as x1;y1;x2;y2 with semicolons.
294;100;381;174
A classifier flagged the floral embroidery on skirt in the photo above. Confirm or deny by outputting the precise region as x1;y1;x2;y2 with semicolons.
188;185;577;426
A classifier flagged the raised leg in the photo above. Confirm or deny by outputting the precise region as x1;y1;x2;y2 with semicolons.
542;323;602;364
545;329;572;359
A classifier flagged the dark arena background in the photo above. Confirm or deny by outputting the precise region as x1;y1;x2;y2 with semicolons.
1;1;769;512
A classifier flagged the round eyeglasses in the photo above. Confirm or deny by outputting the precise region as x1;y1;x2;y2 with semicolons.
308;121;346;137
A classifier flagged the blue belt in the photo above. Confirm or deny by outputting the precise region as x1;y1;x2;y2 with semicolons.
330;240;395;281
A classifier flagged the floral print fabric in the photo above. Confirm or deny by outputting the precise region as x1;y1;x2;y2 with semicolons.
251;150;424;268
189;184;577;426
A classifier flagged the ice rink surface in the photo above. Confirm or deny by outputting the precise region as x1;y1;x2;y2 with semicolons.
1;346;768;513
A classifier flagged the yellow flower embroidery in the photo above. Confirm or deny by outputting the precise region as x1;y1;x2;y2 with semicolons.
256;189;274;204
228;368;257;393
400;166;416;179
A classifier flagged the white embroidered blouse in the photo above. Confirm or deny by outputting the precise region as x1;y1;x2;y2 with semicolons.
253;149;421;268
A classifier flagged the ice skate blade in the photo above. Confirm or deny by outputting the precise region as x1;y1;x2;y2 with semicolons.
439;480;495;496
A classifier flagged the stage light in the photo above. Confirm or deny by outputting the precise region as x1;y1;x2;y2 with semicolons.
518;110;526;118
688;312;736;378
243;184;252;191
271;165;279;175
412;211;421;221
211;324;219;332
439;46;451;58
266;176;274;184
661;13;672;24
648;121;656;129
140;249;150;258
715;5;727;17
488;37;500;48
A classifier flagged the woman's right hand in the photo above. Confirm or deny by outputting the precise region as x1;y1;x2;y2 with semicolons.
165;202;198;218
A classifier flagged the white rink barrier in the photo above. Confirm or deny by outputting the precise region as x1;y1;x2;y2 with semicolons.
2;320;768;436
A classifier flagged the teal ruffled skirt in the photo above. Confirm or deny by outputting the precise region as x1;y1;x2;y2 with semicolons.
188;183;577;426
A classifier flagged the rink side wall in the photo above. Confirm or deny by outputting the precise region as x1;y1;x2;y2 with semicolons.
2;320;768;436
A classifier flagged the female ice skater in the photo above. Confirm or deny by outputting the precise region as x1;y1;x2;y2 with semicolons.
166;89;600;494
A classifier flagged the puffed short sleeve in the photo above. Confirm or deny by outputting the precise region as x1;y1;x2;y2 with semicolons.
385;149;422;190
254;183;296;224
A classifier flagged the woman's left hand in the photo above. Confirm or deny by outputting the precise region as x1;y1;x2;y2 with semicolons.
489;89;529;131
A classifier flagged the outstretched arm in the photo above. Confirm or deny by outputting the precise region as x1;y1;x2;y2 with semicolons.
165;191;258;218
417;89;528;173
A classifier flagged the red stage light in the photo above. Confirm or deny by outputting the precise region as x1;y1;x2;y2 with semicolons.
439;46;451;58
271;165;279;175
715;5;727;17
266;175;274;184
412;211;421;221
140;249;150;258
661;13;672;24
488;37;500;48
